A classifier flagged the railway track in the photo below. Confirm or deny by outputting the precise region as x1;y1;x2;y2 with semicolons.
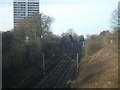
57;61;76;88
54;61;74;88
15;59;67;88
34;59;76;88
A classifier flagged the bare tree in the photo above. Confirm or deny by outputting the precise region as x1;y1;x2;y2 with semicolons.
111;6;120;30
15;13;54;40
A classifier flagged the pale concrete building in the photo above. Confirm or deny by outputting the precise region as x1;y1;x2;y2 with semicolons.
13;0;39;28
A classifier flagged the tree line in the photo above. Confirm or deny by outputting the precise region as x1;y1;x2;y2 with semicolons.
2;13;84;88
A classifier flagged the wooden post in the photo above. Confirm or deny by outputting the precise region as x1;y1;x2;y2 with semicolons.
77;53;79;70
43;53;45;75
85;43;87;59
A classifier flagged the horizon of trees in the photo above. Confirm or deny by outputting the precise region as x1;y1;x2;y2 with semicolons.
2;13;85;88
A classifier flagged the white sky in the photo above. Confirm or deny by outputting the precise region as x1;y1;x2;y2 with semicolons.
0;0;119;36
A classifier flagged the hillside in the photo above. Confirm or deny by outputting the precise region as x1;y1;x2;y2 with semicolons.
71;43;118;88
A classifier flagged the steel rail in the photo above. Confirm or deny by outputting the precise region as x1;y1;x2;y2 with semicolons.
61;61;76;88
54;60;73;88
34;60;68;88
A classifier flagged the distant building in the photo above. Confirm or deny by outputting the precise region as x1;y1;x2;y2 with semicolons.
13;0;39;29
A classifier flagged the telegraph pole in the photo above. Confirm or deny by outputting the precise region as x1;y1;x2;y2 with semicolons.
85;43;87;59
43;53;45;75
24;35;30;65
77;53;79;70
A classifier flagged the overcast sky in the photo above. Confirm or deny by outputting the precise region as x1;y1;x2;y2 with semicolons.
0;0;119;36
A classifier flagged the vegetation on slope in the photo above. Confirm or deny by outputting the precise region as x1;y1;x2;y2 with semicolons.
71;30;118;88
71;7;119;87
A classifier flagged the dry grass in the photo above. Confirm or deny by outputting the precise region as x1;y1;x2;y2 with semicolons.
71;43;118;88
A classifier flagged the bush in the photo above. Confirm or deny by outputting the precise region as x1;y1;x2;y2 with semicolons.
85;31;113;56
